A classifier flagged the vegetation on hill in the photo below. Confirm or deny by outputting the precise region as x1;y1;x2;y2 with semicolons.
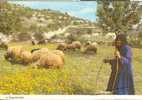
0;2;95;41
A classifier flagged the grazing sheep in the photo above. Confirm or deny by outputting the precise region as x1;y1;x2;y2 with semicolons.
5;46;51;65
84;42;98;54
5;46;23;62
56;43;67;51
66;41;81;50
66;43;76;50
57;41;81;51
105;32;116;40
20;51;32;64
32;50;41;62
97;41;104;45
38;52;64;69
72;41;81;49
31;48;49;62
92;42;98;47
52;50;65;62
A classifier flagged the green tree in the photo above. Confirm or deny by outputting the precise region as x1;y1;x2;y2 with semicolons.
96;0;142;34
0;3;22;35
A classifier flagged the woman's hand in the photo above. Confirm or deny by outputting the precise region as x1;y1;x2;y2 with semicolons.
114;50;121;58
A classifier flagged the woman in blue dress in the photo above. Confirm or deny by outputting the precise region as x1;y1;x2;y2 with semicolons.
104;34;135;95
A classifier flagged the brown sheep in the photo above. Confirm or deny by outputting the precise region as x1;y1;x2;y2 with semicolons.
20;51;32;64
56;43;67;51
57;41;81;51
52;50;65;62
66;41;81;50
84;42;98;54
66;43;76;50
32;50;41;62
5;46;23;62
4;46;29;64
32;48;49;62
38;52;64;69
92;42;98;47
72;41;81;49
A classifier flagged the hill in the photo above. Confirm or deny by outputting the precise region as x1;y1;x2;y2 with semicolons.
0;2;97;41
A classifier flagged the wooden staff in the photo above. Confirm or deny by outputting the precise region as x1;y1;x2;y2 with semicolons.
112;48;120;92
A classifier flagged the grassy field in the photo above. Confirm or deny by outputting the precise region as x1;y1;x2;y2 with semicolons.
0;42;142;95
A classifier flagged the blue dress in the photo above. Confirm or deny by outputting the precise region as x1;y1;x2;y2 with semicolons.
106;45;135;95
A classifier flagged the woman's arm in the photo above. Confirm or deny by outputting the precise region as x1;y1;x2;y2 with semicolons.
103;46;132;65
118;46;132;65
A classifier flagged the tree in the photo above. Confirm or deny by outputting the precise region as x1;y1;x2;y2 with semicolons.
0;3;22;35
96;0;142;34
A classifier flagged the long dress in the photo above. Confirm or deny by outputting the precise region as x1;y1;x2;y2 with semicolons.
106;45;135;95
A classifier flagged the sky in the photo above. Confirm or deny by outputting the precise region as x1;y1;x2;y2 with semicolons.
9;1;97;22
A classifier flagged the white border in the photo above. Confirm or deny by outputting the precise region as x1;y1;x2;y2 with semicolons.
1;95;142;100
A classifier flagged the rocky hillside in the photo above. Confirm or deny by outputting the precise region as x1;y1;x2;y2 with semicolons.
0;2;98;41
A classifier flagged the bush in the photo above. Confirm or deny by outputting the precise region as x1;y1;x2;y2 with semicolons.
33;32;45;41
128;33;142;48
17;32;31;41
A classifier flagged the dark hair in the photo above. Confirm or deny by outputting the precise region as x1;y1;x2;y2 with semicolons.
115;34;128;46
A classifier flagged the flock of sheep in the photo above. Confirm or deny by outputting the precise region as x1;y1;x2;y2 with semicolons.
4;46;64;69
57;41;98;54
1;40;97;69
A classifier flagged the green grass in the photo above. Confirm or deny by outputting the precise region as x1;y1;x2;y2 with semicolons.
0;42;142;94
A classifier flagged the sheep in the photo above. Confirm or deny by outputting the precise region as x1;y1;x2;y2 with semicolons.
66;43;76;50
52;50;65;62
32;47;64;64
105;32;116;40
20;51;33;64
7;46;23;58
31;48;49;62
72;41;81;49
92;42;98;47
38;52;64;69
84;42;98;54
56;43;67;51
5;46;24;62
66;41;81;51
5;46;48;65
56;41;82;51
